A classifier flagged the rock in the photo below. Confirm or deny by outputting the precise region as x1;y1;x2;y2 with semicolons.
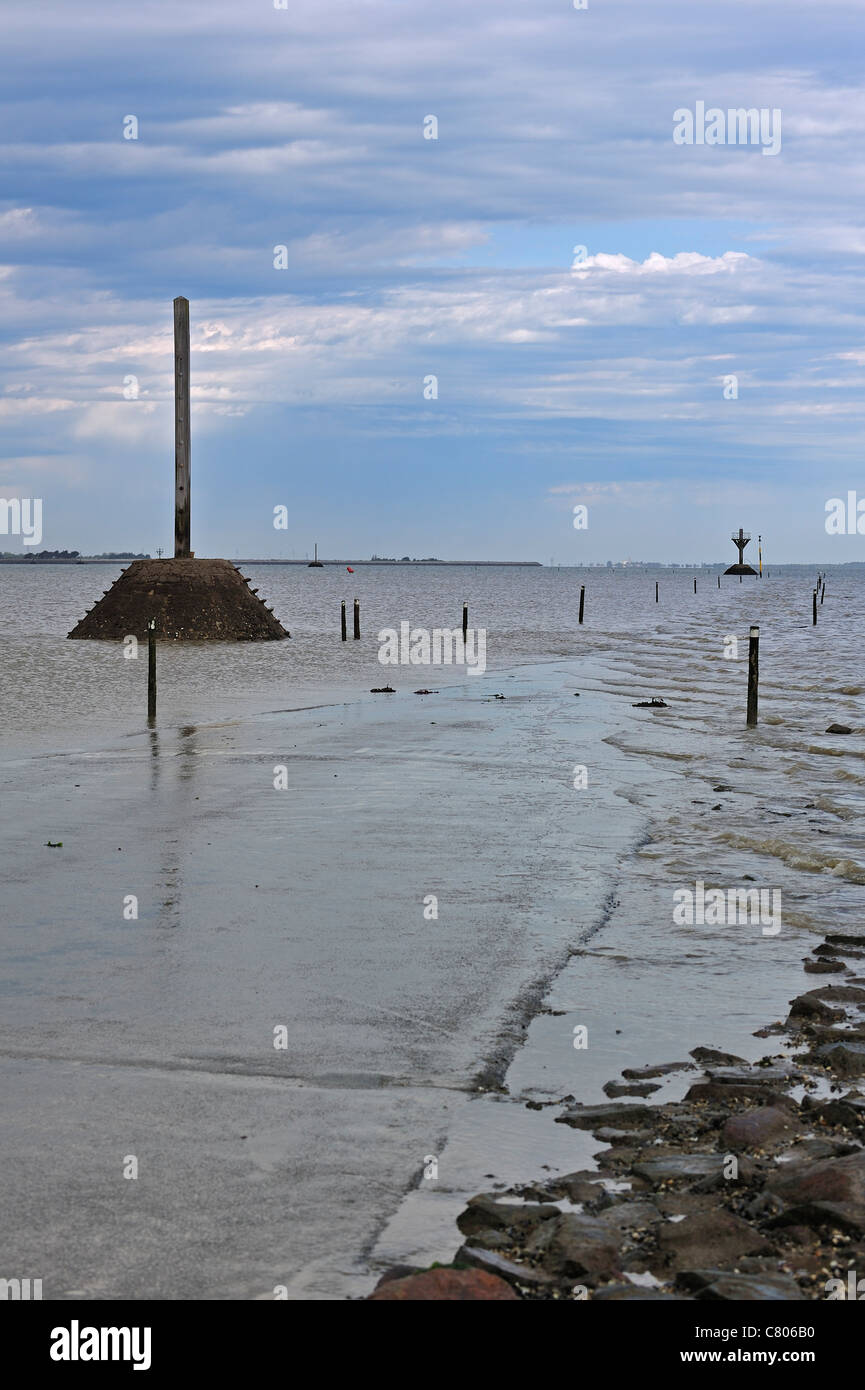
543;1172;612;1205
593;1284;682;1300
690;1047;748;1067
367;1267;519;1300
373;1264;423;1288
825;933;865;948
804;959;847;974
456;1194;560;1239
633;698;668;708
525;1213;622;1280
811;1041;865;1078
706;1064;801;1086
678;1270;804;1301
809;1094;865;1130
826;724;853;735
622;1062;692;1080
766;1151;865;1225
722;1105;800;1151
596;1201;662;1234
456;1245;558;1290
656;1209;770;1269
768;1200;865;1237
633;1154;734;1185
816;942;865;959
556;1102;655;1130
594;1127;655;1146
685;1081;788;1106
370;686;396;693
603;1080;661;1098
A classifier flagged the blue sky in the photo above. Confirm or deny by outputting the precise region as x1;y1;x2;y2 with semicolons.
1;0;864;562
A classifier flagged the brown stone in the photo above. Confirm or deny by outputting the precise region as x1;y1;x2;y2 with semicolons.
656;1209;771;1268
767;1150;865;1217
456;1194;560;1239
722;1106;801;1151
367;1267;519;1300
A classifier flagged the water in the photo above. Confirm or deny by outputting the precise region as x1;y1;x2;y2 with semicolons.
0;562;862;1297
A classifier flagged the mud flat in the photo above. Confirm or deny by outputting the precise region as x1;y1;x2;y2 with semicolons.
369;933;865;1300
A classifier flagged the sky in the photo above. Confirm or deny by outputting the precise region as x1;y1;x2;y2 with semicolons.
1;0;864;562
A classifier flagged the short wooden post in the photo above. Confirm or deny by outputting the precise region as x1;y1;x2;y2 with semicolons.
717;574;721;589
812;588;818;625
655;580;659;603
747;625;759;727
693;577;697;594
341;600;347;641
353;597;360;640
462;602;468;643
820;579;826;604
578;585;585;624
147;618;157;720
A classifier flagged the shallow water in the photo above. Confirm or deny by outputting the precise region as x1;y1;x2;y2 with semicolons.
0;563;862;1297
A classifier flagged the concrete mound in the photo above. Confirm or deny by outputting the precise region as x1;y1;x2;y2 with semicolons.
67;558;289;641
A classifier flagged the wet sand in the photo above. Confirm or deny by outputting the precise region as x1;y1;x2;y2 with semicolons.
0;653;849;1298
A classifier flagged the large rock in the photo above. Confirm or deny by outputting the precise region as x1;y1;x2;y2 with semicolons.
633;1154;733;1185
766;1151;865;1232
456;1194;560;1240
678;1270;804;1301
524;1213;622;1280
656;1209;771;1269
556;1102;655;1130
367;1268;519;1300
455;1245;558;1290
811;1041;865;1078
722;1106;801;1151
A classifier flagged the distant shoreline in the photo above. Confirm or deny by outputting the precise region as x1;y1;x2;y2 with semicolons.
1;556;863;568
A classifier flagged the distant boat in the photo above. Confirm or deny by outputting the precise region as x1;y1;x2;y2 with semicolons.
307;543;324;568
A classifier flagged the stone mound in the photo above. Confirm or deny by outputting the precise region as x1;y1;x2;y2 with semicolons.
67;558;289;641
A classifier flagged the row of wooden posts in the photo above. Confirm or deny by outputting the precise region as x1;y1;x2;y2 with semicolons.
144;579;827;728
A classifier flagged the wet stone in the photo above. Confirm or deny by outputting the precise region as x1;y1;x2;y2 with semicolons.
690;1047;748;1067
367;1267;519;1300
678;1270;804;1301
656;1209;771;1269
456;1245;559;1289
622;1062;693;1081
811;1041;865;1078
603;1080;661;1098
556;1102;655;1131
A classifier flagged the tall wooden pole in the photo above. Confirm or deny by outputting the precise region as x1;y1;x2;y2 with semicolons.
174;297;191;559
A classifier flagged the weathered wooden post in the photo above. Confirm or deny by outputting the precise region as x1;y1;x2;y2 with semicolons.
147;618;157;719
341;600;347;641
578;585;585;624
174;296;191;559
821;581;825;604
812;588;818;625
693;577;697;594
353;597;360;640
747;625;759;727
462;602;468;644
717;574;721;589
655;580;659;603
